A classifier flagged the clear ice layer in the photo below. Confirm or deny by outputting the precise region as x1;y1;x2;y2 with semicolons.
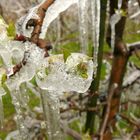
16;0;78;38
36;53;94;94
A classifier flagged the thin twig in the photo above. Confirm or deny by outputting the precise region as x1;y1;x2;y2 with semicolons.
119;114;140;128
99;83;118;140
61;126;82;140
60;102;107;113
30;0;55;43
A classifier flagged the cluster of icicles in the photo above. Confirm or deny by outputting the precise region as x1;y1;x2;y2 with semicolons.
0;0;94;139
0;0;123;139
0;19;93;140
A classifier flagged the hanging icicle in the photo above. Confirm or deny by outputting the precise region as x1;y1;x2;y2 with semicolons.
0;70;6;128
0;87;5;128
40;90;62;140
6;76;30;140
78;0;89;53
110;0;123;52
91;0;101;74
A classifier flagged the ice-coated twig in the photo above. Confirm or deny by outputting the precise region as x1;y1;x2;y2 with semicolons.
123;70;140;88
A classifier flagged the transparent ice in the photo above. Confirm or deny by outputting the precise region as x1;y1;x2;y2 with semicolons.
36;53;94;140
78;0;88;53
36;53;94;93
0;1;97;139
16;0;78;39
90;0;100;74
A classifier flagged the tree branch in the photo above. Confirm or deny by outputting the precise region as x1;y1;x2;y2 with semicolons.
128;41;140;54
100;0;130;139
99;84;118;140
30;0;55;43
10;0;55;76
85;0;108;134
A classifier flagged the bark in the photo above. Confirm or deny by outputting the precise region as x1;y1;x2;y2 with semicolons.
99;0;129;139
30;0;55;43
11;0;54;76
85;0;108;134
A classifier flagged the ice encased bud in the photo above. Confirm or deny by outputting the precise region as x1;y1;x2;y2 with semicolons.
36;53;94;94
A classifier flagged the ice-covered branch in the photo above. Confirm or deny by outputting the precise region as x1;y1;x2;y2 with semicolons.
30;0;55;43
123;69;140;88
16;0;78;40
128;41;140;53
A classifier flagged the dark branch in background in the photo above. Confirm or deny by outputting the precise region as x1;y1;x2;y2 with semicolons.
99;0;129;140
137;0;140;7
85;0;108;134
60;101;107;113
99;84;118;140
119;114;140;128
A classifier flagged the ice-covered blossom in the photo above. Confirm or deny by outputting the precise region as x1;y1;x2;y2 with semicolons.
36;53;94;94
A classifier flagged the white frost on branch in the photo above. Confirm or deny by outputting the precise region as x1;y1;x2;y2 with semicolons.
123;70;140;87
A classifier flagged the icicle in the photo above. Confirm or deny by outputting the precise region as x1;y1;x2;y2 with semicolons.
0;18;9;42
78;0;89;53
40;90;62;140
6;72;31;139
35;53;94;139
40;0;78;38
91;0;101;74
0;68;6;128
118;0;122;9
110;0;122;52
19;83;31;113
0;88;5;128
7;86;30;140
56;16;61;46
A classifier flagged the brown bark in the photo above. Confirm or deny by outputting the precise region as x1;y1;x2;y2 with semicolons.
30;0;55;43
137;0;140;7
99;0;129;139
